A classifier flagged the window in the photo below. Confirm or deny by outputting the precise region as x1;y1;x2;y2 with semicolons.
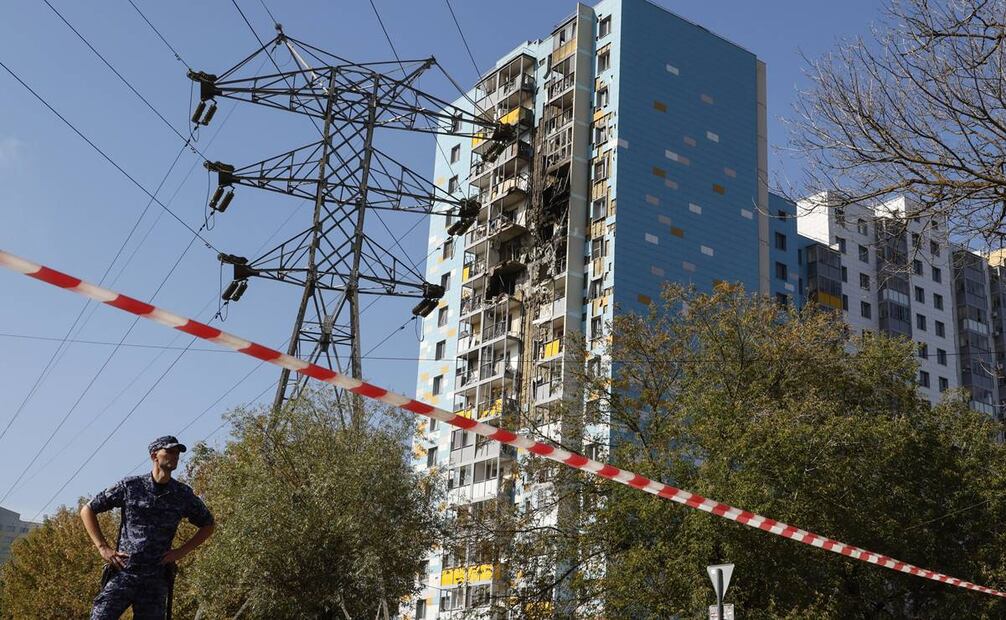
917;342;928;359
916;313;927;331
593;158;608;180
913;259;923;275
443;239;454;260
775;262;788;280
939;377;949;392
778;210;788;221
860;273;870;290
599;15;612;37
776;292;789;306
416;600;427;619
937;348;947;366
435;340;446;360
426;447;438;468
836;237;847;254
451;115;462;132
450;144;461;163
438;307;448;327
598;49;611;72
841;266;848;283
935;320;945;337
930;240;940;256
775;232;787;251
440;273;451;292
934;293;944;310
857;219;868;235
861;301;872;319
593;124;608;143
590;316;602;339
914;286;925;303
448;176;459;194
842;294;849;311
597;87;609;108
858;244;869;263
920;370;930;388
911;233;921;249
932;266;942;283
591;196;608;220
432;375;443;395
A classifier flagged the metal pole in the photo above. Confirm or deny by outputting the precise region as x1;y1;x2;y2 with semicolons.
346;75;380;428
716;568;724;620
272;69;338;414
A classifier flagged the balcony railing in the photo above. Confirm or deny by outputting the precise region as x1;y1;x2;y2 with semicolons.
547;73;575;100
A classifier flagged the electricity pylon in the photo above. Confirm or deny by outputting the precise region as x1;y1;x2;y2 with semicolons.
189;31;513;422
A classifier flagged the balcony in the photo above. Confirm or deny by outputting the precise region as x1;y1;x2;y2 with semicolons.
487;210;527;241
460;295;484;317
464;224;488;248
537;338;563;361
463;259;486;283
495;73;535;105
534;380;563;403
547;73;576;101
472;107;534;154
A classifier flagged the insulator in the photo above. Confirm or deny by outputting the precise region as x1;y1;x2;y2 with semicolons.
230;280;248;302
208;186;225;210
412;298;438;318
201;102;218;126
190;101;206;125
448;218;474;237
216;190;234;213
222;280;240;301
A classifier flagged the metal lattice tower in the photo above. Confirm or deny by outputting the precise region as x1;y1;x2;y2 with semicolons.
189;32;513;421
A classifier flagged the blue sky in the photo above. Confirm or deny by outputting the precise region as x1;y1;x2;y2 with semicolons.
0;0;883;519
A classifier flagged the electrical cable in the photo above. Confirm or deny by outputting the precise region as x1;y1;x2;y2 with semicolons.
444;0;480;78
124;0;191;70
0;59;218;251
40;0;207;160
0;232;202;505
0;140;188;445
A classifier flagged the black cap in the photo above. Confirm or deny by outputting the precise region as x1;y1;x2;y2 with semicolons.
148;435;187;454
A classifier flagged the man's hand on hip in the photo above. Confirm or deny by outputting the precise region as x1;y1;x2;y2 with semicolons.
160;548;187;565
98;544;128;569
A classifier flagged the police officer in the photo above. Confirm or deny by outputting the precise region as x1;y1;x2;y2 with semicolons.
81;435;215;619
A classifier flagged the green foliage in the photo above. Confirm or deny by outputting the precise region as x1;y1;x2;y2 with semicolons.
584;284;1006;618
0;505;117;620
177;395;443;618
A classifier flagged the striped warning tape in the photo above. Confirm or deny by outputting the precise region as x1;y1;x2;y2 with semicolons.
1;247;1002;598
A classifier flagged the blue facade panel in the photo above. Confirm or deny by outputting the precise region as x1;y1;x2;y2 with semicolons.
612;0;762;314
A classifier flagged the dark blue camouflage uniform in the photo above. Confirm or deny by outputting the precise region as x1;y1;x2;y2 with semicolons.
89;475;213;620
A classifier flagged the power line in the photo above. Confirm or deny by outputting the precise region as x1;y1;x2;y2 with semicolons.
256;0;279;28
443;0;480;77
31;333;202;521
0;140;189;445
124;0;191;69
0;232;203;505
40;0;205;159
367;0;405;72
0;59;218;250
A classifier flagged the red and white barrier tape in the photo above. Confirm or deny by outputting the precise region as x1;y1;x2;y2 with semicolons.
1;247;1002;598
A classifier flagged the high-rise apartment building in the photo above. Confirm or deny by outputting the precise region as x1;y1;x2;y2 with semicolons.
797;194;965;407
410;1;1006;617
410;0;794;616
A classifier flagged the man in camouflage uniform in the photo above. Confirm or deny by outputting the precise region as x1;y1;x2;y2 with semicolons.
81;435;215;619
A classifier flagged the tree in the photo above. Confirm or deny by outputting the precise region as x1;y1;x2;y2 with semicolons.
177;393;443;619
473;284;1006;618
790;0;1006;246
0;505;117;619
